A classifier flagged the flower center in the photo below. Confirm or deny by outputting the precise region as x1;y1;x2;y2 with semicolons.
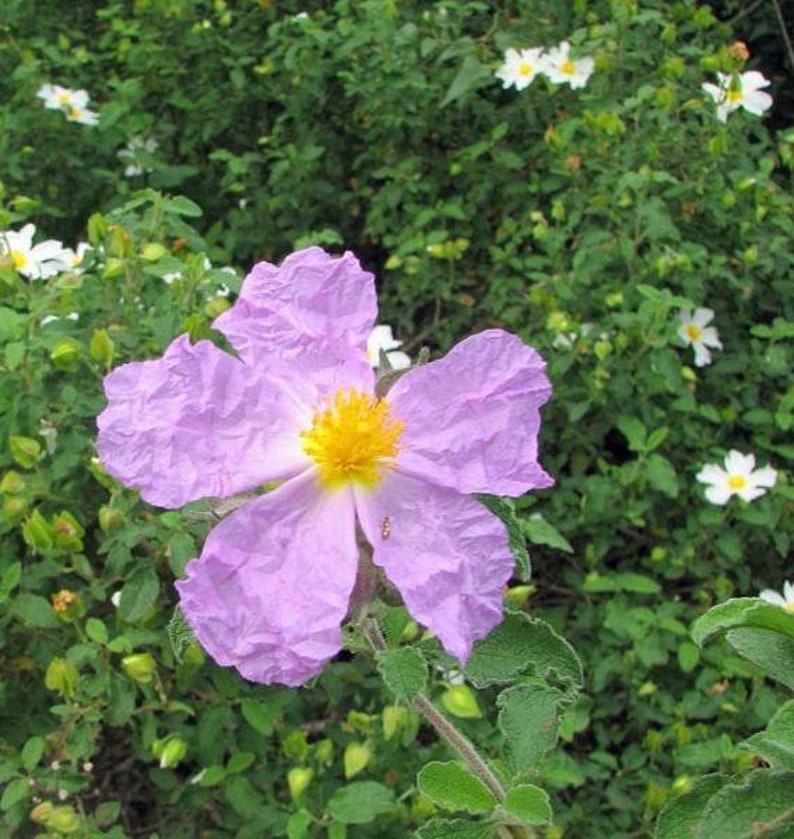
301;388;404;489
726;89;744;104
727;475;747;491
561;59;577;75
686;324;702;341
518;62;533;77
10;250;28;270
57;92;71;105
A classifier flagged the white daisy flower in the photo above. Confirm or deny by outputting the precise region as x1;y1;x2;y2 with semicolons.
366;324;411;370
678;308;723;367
0;224;70;280
543;41;595;89
696;450;777;505
37;83;99;125
759;581;794;612
117;136;160;177
702;71;772;122
495;47;547;91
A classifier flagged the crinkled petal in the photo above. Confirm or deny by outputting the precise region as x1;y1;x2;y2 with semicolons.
97;334;363;508
693;343;712;367
699;327;722;350
696;464;726;487
213;247;377;363
388;330;552;496
750;465;777;489
704;484;732;505
355;472;514;662
177;474;359;686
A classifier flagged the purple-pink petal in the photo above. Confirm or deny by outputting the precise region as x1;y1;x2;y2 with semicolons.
213;247;377;363
176;474;360;686
388;329;553;497
355;472;514;662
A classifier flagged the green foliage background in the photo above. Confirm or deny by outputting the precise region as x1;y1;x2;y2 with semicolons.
0;0;792;836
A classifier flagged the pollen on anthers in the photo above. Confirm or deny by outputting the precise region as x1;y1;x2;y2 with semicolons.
300;388;404;490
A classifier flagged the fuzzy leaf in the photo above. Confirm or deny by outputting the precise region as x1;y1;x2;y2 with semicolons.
417;761;497;815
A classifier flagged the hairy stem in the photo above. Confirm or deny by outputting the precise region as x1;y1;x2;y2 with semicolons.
360;616;507;804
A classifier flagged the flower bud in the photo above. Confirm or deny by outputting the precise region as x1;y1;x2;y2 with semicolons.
671;775;694;796
87;212;108;245
141;242;169;262
22;508;54;553
50;339;82;373
343;742;371;779
440;684;482;719
107;225;133;259
101;257;126;280
122;652;157;684
156;736;188;769
53;511;85;552
287;767;314;801
0;470;26;494
9;436;41;469
3;496;27;518
89;328;115;367
98;505;123;532
45;657;79;698
382;705;410;741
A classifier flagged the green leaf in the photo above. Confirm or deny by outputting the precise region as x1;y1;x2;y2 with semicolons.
241;698;276;736
643;453;679;497
497;683;562;772
692;599;794;646
502;784;552;825
725;627;794;691
617;415;647;451
4;342;25;371
286;809;312;839
21;736;44;772
654;774;728;839
521;514;573;554
12;593;60;628
0;307;26;340
377;647;428;700
696;770;794;838
0;777;29;811
464;612;583;690
414;818;495;838
325;781;396;824
167;606;195;663
86;617;109;645
441;55;490;107
582;571;661;594
118;566;159;623
677;641;700;673
163;194;203;217
227;751;256;774
742;700;794;770
477;495;531;578
417;762;497;815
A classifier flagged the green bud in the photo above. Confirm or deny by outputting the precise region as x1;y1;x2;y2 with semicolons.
382;705;409;741
384;254;402;270
48;805;81;834
122;652;157;684
4;496;27;518
23;508;54;553
671;775;693;796
87;212;108;246
504;584;534;609
440;684;482;719
9;435;41;469
89;328;115;367
157;736;188;769
287;767;314;800
282;729;309;760
141;242;169;262
343;742;371;779
182;313;210;343
45;657;79;698
0;470;26;493
638;680;657;696
50;338;82;372
654;86;676;109
98;505;123;532
204;297;230;319
53;511;85;552
181;642;206;667
314;738;334;766
101;257;126;280
743;245;758;265
108;225;133;259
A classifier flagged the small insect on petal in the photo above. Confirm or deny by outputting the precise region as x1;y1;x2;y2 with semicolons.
381;516;392;540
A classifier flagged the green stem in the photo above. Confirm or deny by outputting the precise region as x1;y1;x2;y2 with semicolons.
360;616;507;804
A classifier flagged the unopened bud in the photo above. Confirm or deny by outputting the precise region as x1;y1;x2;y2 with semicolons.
45;657;79;698
50;339;82;372
9;436;41;469
52;511;84;552
440;684;482;719
22;509;54;553
343;742;371;779
0;470;26;493
98;505;123;532
89;328;115;367
287;767;314;800
122;652;157;684
382;705;410;741
155;736;188;769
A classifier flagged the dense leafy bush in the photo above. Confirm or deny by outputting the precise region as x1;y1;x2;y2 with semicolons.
1;1;791;836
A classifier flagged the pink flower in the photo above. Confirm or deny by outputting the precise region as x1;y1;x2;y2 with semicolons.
97;247;552;686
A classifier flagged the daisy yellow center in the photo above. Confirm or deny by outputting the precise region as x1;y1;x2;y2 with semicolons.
561;59;577;75
10;250;28;270
301;388;404;489
726;89;744;104
727;474;746;490
518;62;533;77
686;324;702;341
57;92;71;105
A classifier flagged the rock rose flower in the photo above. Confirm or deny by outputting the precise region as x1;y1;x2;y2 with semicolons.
495;47;547;91
696;450;777;505
1;223;70;280
543;41;594;89
702;71;772;123
37;83;99;125
678;308;722;367
97;247;553;686
759;581;794;612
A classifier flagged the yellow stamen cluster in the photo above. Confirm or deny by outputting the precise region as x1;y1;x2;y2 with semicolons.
11;250;27;270
518;62;533;77
561;59;577;75
727;475;747;491
301;388;404;489
686;324;703;341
